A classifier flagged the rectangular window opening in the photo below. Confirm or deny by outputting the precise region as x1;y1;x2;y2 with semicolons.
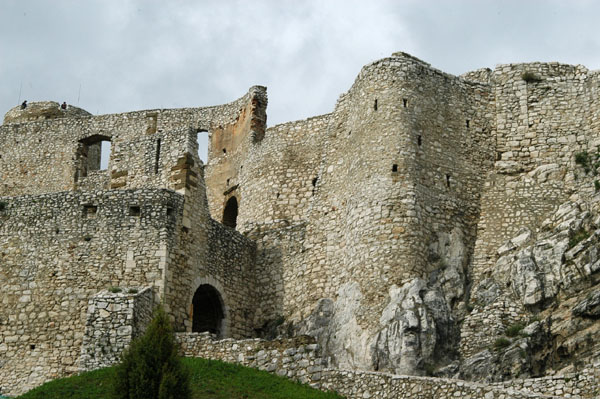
392;164;398;172
83;205;98;218
129;206;141;217
403;99;408;108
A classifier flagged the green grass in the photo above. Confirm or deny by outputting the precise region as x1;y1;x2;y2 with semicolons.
17;358;344;399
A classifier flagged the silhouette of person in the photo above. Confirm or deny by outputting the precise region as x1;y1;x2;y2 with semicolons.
21;100;27;109
61;102;67;110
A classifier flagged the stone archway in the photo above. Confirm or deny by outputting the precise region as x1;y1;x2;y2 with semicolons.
191;284;225;336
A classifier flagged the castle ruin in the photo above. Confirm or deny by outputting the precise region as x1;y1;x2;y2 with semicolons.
1;52;599;397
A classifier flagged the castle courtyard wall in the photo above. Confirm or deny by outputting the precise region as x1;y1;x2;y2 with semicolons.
0;189;182;394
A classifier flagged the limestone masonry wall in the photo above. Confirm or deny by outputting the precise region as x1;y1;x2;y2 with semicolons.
79;286;155;372
0;189;181;393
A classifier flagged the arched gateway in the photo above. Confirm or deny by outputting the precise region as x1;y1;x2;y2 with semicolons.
191;284;225;336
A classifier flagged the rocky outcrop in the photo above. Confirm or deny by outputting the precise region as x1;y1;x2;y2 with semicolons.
460;199;600;381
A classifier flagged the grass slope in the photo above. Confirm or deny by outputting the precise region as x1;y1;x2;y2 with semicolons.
17;358;344;399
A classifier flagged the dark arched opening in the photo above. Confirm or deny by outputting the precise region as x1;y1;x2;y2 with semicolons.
192;284;225;336
223;197;238;229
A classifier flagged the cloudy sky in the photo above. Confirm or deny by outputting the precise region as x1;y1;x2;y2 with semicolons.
1;0;599;153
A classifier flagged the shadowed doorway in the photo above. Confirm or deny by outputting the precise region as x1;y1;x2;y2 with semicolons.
192;284;225;336
222;196;238;229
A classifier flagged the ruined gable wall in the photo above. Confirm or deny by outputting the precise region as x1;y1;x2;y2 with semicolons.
204;87;268;222
0;87;265;197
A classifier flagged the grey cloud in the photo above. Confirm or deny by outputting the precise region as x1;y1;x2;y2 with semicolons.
1;0;599;128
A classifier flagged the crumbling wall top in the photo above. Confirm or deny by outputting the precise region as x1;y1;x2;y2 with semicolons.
3;101;91;124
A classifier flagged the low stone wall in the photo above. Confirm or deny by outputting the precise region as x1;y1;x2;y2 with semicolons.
490;364;600;398
176;333;600;399
319;370;546;399
176;333;327;384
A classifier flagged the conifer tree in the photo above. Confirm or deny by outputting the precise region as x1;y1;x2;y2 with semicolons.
113;306;190;399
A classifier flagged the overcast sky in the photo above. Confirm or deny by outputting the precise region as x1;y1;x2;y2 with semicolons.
2;0;600;161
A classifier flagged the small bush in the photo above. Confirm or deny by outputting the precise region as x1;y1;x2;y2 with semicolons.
595;180;600;192
569;229;590;249
108;286;122;293
113;306;190;399
423;362;436;376
128;288;138;294
521;71;542;83
575;151;591;173
0;201;6;211
505;323;524;337
493;337;511;350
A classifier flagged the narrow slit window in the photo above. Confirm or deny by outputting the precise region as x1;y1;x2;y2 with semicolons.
446;174;451;188
374;99;378;111
466;119;470;128
403;99;408;108
154;138;161;174
417;135;422;146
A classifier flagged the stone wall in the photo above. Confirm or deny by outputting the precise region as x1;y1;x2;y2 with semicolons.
79;286;155;371
217;52;499;374
490;364;600;398
176;333;326;383
471;62;600;282
176;333;599;398
0;189;181;395
1;52;600;396
0;86;267;197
